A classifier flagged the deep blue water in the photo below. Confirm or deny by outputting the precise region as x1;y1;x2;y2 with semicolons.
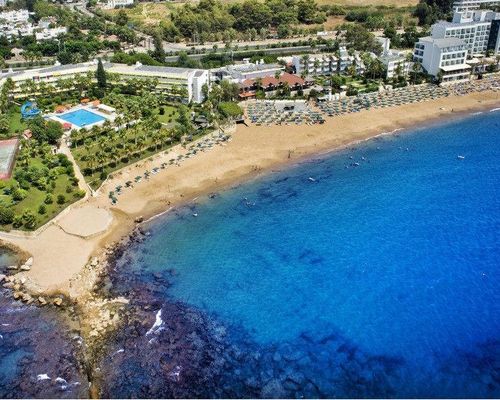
112;111;500;398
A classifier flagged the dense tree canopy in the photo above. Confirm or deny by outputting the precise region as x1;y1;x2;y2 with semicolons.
169;0;327;42
414;0;454;25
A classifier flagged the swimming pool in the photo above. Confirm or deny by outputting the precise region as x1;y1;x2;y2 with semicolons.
58;109;106;128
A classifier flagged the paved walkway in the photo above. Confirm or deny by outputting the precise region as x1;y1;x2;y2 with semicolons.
59;139;92;195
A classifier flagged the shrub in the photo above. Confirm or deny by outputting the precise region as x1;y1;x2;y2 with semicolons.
38;204;46;215
74;189;86;199
99;171;108;181
44;194;53;204
22;209;37;229
12;188;27;202
0;206;15;224
65;185;74;194
12;215;23;228
159;107;165;115
57;194;66;204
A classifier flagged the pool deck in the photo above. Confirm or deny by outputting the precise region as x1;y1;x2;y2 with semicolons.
47;105;115;131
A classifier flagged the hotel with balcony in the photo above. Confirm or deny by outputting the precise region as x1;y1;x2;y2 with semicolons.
431;10;500;55
413;37;471;83
0;60;209;103
453;0;500;11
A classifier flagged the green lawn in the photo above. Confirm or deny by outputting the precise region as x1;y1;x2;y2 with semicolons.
7;106;26;136
155;105;179;125
0;157;84;231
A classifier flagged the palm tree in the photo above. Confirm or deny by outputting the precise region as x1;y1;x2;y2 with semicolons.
87;153;97;175
313;59;321;75
411;61;421;85
19;81;32;99
301;54;310;75
114;115;124;129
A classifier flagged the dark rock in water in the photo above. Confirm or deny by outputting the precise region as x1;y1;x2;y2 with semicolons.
0;293;89;399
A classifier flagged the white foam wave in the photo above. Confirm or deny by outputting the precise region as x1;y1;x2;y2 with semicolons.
490;107;500;112
471;111;483;115
37;374;50;381
113;348;125;356
146;309;165;336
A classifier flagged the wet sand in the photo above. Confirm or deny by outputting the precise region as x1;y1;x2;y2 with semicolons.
0;90;498;296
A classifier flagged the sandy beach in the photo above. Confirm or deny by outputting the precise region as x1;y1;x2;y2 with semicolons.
0;90;499;297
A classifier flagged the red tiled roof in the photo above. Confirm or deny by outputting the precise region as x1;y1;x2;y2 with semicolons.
241;79;254;88
261;76;280;87
278;72;305;86
238;91;256;99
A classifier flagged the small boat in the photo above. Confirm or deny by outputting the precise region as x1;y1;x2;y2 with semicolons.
457;155;465;160
308;177;316;182
192;213;198;217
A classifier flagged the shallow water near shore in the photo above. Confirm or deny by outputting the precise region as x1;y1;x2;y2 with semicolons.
104;112;500;397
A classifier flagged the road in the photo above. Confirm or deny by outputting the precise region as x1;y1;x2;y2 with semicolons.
62;1;333;57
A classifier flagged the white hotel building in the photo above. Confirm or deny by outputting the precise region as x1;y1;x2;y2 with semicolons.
291;48;366;76
413;8;500;83
413;37;471;83
453;0;500;11
431;10;500;55
0;60;209;103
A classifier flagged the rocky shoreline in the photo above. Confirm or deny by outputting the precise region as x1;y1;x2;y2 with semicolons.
87;224;404;398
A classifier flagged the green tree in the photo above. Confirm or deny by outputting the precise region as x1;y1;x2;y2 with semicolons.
115;9;129;26
151;32;166;63
176;105;192;136
0;115;9;137
22;209;37;230
0;206;14;225
96;58;107;90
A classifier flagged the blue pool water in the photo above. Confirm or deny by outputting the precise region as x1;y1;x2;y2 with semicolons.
113;112;499;397
58;109;105;128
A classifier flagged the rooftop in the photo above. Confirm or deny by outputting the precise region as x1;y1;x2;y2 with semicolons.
419;36;467;48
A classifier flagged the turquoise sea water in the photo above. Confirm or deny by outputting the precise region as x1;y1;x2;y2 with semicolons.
1;112;499;398
111;111;500;397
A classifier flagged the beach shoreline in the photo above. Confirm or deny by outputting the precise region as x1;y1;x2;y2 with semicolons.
0;90;498;299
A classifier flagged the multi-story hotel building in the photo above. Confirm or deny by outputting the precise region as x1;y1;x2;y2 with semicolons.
291;48;365;77
453;0;500;11
431;10;500;55
413;37;471;83
0;60;209;103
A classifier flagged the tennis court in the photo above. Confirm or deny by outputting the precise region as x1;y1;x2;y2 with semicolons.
0;139;19;180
